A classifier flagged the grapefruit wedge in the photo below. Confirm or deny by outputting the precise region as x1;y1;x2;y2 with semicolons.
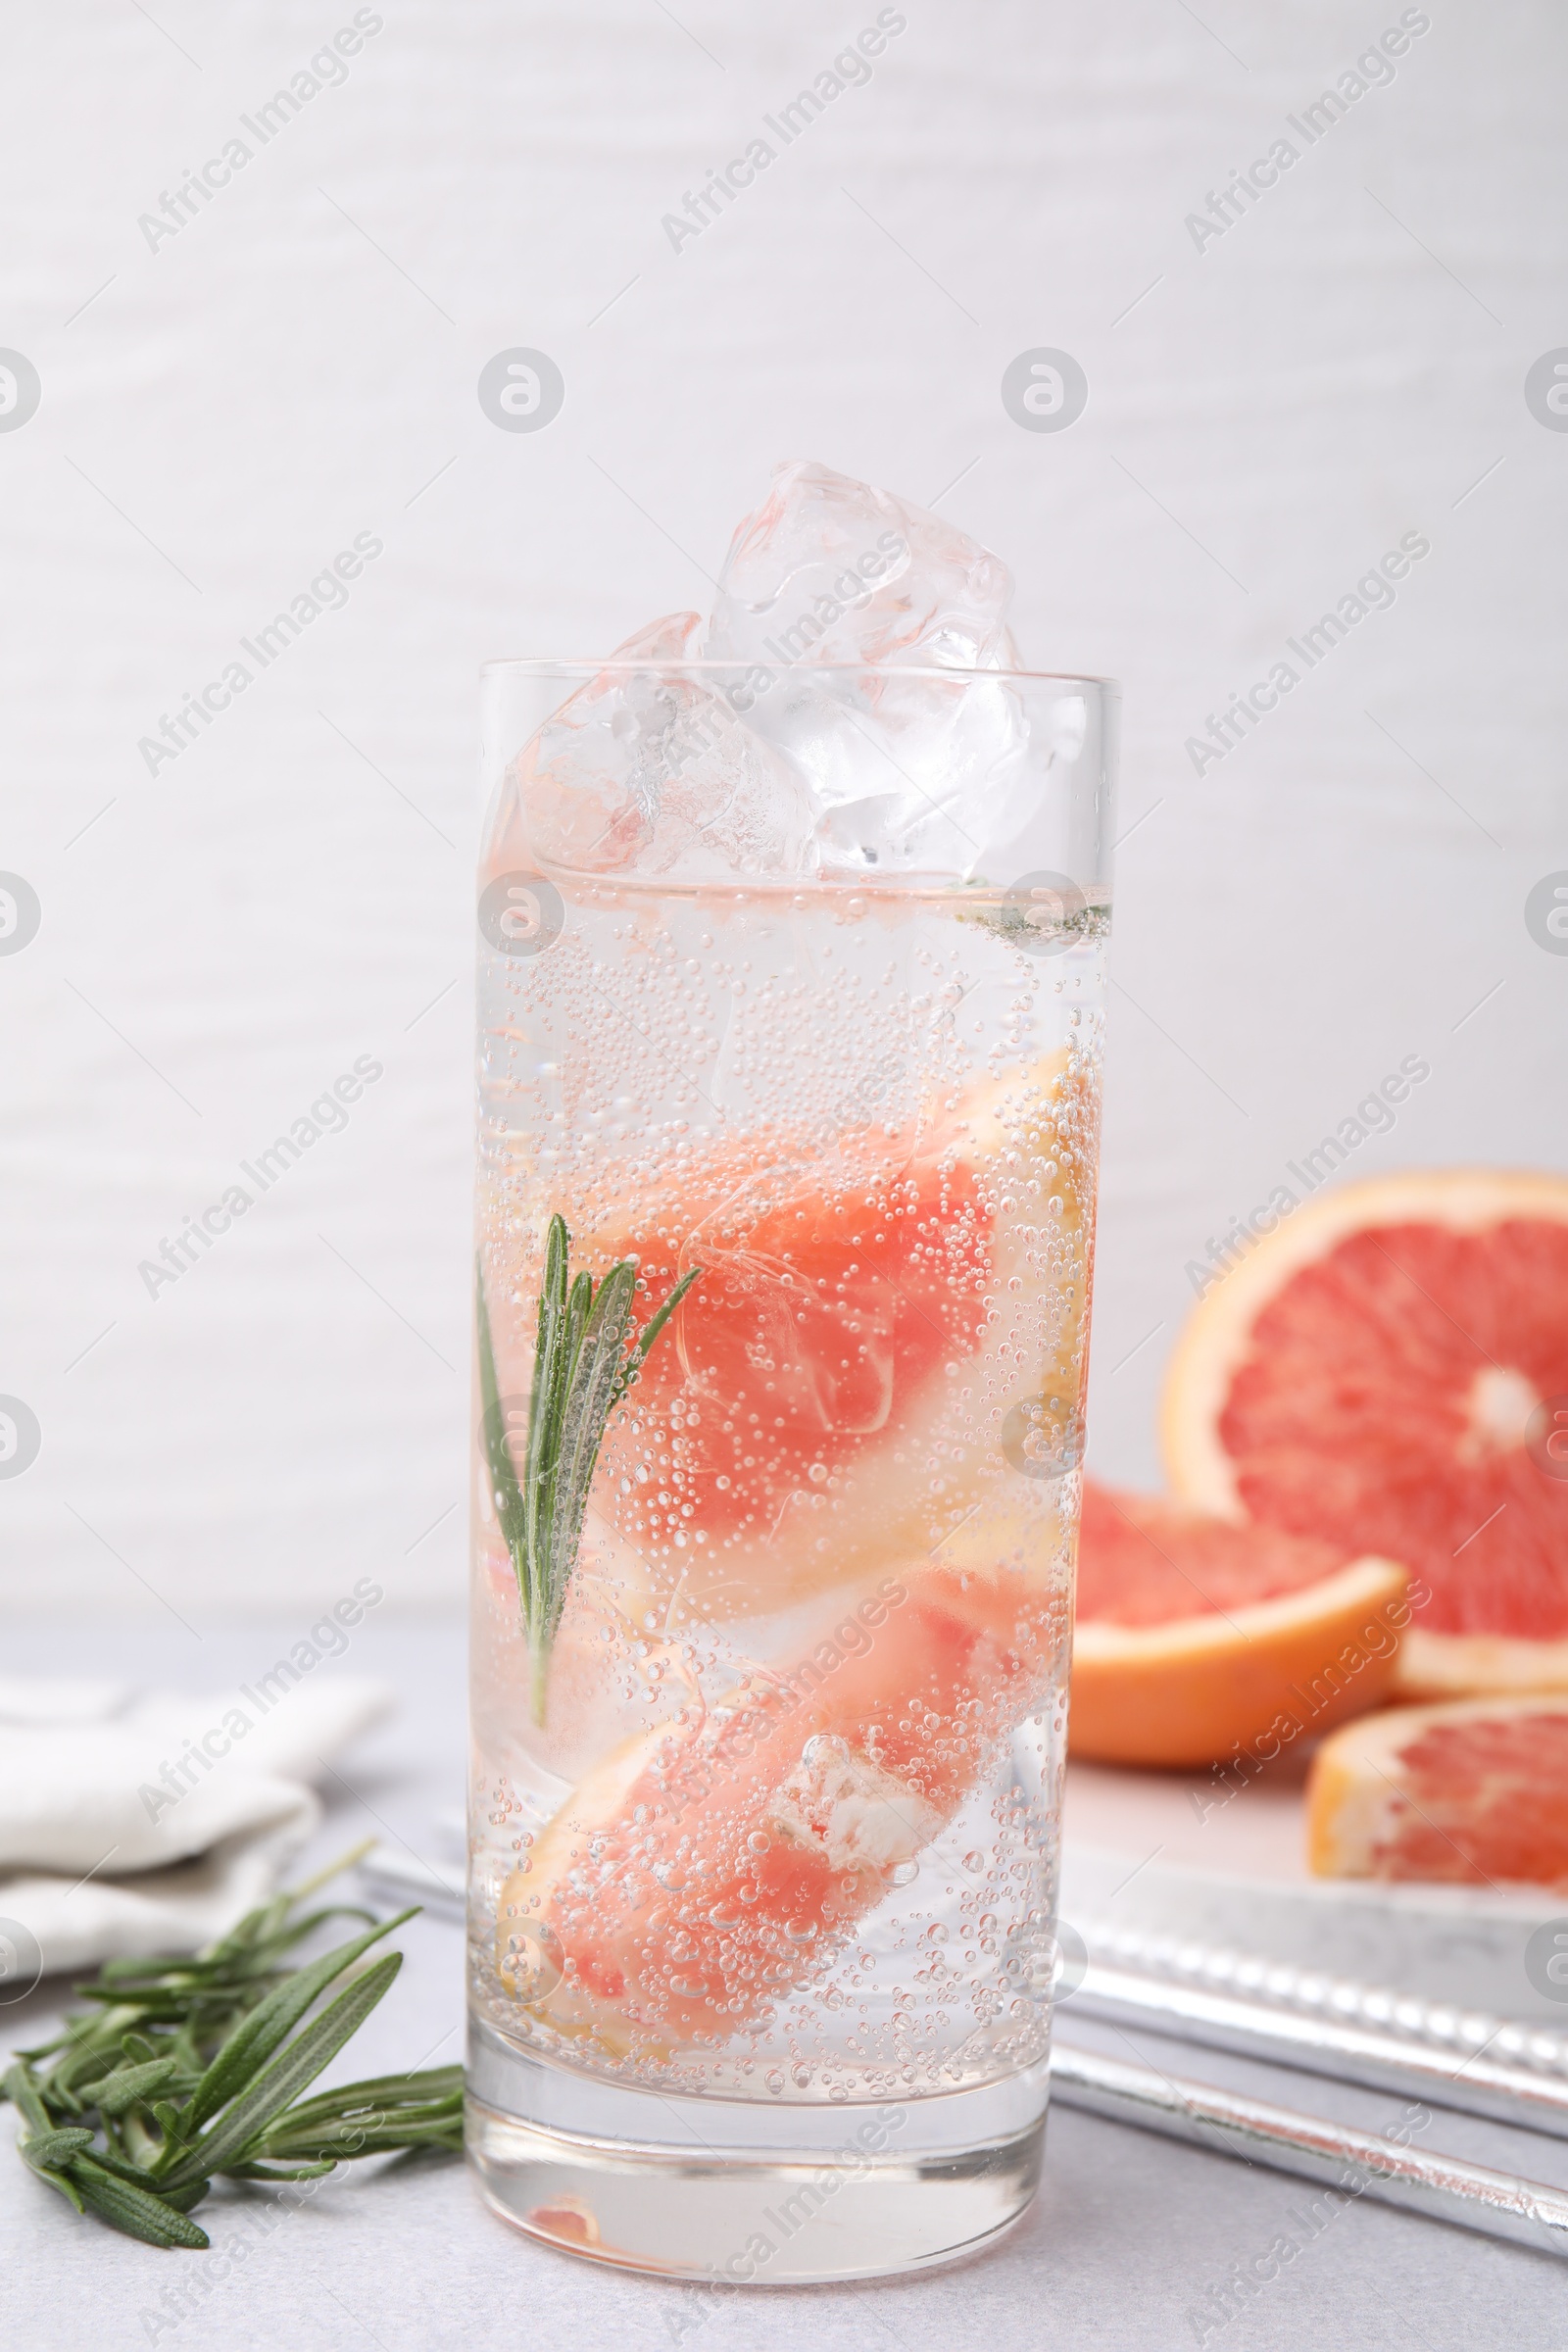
1307;1694;1568;1890
1069;1482;1405;1767
1163;1170;1568;1700
494;1554;1059;2061
483;1048;1098;1631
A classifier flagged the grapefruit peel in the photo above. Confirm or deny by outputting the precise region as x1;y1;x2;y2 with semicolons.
1071;1553;1408;1769
1067;1480;1408;1768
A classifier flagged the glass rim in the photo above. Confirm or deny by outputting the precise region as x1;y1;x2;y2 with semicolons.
481;658;1118;691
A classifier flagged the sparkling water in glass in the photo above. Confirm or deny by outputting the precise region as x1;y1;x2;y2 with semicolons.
467;659;1115;2281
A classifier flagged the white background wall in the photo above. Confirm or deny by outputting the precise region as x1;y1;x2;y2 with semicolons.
2;0;1563;1618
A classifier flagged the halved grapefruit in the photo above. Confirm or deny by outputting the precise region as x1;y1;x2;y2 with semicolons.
1307;1693;1568;1889
1162;1170;1568;1700
1069;1482;1406;1767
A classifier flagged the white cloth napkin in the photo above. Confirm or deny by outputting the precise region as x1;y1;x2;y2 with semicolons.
0;1673;393;1978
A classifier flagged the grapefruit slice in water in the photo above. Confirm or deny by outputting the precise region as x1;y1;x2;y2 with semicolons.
494;1555;1060;2061
1069;1482;1405;1767
1162;1170;1568;1699
1307;1693;1568;1889
483;1050;1097;1631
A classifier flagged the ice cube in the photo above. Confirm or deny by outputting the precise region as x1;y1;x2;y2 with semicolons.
705;462;1039;877
706;459;1018;670
514;613;820;880
782;665;1038;877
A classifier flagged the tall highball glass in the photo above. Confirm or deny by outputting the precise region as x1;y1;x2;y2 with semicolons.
466;660;1115;2281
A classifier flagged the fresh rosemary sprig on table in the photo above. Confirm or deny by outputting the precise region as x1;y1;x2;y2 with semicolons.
477;1214;701;1725
2;1856;462;2251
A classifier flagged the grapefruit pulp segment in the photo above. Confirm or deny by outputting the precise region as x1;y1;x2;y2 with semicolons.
1307;1693;1568;1889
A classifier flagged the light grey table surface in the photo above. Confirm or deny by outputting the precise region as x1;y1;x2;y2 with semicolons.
3;1617;1563;2352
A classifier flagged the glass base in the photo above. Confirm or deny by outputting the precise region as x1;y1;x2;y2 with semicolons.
466;2021;1048;2283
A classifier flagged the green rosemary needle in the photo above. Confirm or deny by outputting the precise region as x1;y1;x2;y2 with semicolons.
3;1856;462;2251
476;1215;701;1724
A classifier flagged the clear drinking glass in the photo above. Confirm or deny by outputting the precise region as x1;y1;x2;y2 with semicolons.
466;659;1115;2282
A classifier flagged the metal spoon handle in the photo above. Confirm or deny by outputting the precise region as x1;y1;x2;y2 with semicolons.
1051;2041;1568;2260
1077;1916;1568;2077
1071;1962;1568;2140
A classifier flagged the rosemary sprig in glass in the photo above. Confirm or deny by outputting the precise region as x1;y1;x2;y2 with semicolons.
2;1854;462;2251
476;1214;700;1724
